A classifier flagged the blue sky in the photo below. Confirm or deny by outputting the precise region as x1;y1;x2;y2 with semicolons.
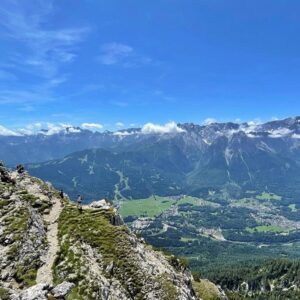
0;0;300;132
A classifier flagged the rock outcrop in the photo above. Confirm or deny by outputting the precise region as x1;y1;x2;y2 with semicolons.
0;164;225;299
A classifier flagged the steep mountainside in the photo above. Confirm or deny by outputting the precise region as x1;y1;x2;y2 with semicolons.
0;163;226;300
0;127;162;165
27;145;189;201
26;117;300;201
208;259;300;299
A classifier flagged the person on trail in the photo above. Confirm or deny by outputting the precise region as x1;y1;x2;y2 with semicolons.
59;189;64;207
47;190;53;204
77;194;83;211
16;164;25;174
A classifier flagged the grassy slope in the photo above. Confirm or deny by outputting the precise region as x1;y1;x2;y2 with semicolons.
53;203;184;300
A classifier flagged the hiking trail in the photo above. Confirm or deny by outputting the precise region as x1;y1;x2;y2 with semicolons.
36;195;63;284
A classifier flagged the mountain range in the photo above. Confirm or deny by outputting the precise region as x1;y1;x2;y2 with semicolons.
2;116;297;201
2;117;300;299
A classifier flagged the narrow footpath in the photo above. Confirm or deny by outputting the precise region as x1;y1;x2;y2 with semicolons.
36;196;63;284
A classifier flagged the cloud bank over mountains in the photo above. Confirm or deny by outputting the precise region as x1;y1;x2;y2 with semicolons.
1;118;300;138
141;122;185;134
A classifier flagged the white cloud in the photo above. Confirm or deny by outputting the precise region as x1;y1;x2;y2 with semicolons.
269;128;292;138
44;123;66;135
16;122;43;135
0;125;20;136
0;1;89;110
236;121;293;139
203;118;217;125
0;122;84;136
113;131;135;136
81;123;103;130
98;42;152;67
98;43;133;65
115;122;124;128
141;122;185;134
292;134;300;139
40;123;81;135
25;123;42;130
271;117;279;121
248;120;262;126
0;1;89;78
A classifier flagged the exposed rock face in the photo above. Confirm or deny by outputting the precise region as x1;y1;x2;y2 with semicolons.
89;199;111;209
0;163;225;299
51;282;75;298
0;162;15;184
0;169;49;291
15;283;49;300
5;282;74;300
131;217;154;233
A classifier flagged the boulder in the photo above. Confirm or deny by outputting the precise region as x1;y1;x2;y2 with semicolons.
18;283;49;300
51;281;75;298
89;199;111;210
1;191;12;199
110;214;124;226
0;164;15;184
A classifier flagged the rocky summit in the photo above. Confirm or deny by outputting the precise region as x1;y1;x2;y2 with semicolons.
0;163;226;300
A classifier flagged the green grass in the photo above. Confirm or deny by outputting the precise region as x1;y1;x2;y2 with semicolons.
180;237;198;242
178;196;219;207
54;204;184;299
0;288;9;300
246;225;287;233
256;192;282;201
4;207;30;241
119;195;175;218
54;205;142;298
0;199;10;209
289;204;297;212
15;267;37;287
193;279;222;300
156;274;178;300
3;206;41;287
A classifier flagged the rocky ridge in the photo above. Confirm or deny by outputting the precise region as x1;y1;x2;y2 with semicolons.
0;163;226;299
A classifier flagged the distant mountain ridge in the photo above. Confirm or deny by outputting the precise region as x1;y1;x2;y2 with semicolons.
19;116;300;201
1;116;300;166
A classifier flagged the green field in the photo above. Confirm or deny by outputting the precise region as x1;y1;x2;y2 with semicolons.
177;196;219;207
180;237;198;242
246;225;287;233
119;196;175;218
256;192;282;201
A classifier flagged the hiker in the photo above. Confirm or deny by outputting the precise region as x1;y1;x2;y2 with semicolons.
77;194;83;211
47;190;53;203
16;164;25;174
59;189;64;207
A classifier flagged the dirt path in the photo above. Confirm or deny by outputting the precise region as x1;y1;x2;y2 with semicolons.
36;196;63;284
